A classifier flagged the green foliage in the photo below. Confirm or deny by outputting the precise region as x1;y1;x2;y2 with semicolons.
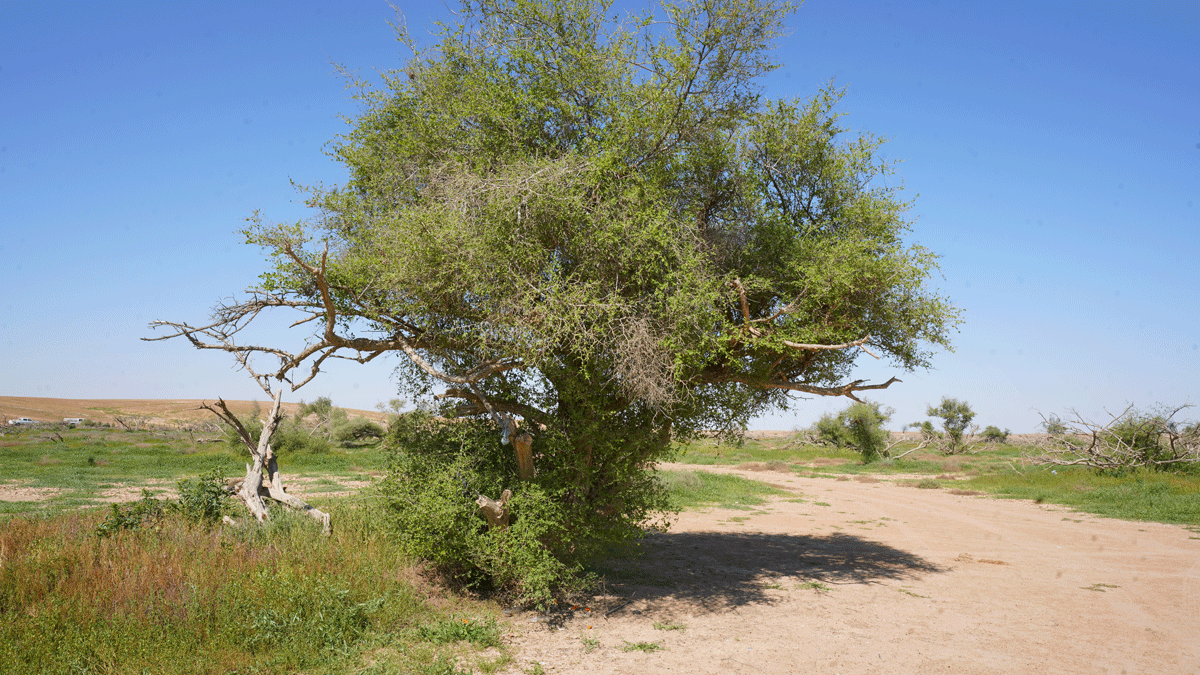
96;490;166;538
926;397;976;453
174;466;231;527
813;401;892;462
417;617;503;648
223;414;333;456
911;420;940;439
379;411;670;607
334;417;386;444
982;425;1010;443
813;412;854;449
236;0;958;485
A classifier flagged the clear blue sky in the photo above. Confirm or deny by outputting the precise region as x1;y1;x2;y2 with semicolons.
2;1;1197;432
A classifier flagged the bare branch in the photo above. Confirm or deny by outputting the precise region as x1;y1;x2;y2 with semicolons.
783;335;878;359
707;374;901;403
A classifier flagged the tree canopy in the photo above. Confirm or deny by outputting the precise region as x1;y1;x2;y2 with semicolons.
150;0;960;561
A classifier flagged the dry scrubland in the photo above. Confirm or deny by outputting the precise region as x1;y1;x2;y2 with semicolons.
2;398;1199;674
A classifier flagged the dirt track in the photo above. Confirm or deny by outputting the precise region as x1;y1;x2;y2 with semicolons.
507;464;1200;674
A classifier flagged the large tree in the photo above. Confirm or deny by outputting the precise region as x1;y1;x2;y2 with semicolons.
151;0;958;548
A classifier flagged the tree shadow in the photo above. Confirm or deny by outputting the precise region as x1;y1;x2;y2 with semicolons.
593;530;946;612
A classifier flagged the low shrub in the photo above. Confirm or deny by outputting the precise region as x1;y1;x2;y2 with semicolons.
223;416;332;456
981;426;1010;443
377;411;669;608
333;417;386;444
96;490;166;537
812;401;892;463
174;466;232;527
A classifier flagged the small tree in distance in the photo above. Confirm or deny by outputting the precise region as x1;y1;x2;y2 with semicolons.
926;397;976;454
981;425;1010;443
1041;414;1068;436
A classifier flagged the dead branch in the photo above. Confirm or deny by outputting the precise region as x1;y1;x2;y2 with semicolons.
883;436;928;460
1027;405;1199;471
202;390;331;534
708;374;901;403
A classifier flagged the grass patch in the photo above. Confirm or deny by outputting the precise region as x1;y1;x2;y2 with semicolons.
653;620;686;630
659;470;787;510
0;427;386;514
965;467;1200;526
0;499;508;675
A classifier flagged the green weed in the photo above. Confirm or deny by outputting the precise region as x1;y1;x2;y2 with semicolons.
621;640;664;653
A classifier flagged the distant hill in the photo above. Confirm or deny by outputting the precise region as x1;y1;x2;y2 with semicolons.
0;397;388;426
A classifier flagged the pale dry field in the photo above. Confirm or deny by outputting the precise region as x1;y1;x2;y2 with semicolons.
0;396;388;426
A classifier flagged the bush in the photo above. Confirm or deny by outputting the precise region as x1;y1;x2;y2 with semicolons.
812;401;892;463
174;466;232;527
812;412;854;448
911;420;940;439
224;415;332;456
333;417;386;444
96;491;167;538
377;411;667;607
981;425;1010;443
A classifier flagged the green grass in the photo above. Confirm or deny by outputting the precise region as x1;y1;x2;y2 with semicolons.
659;470;787;510
674;434;1200;527
0;499;509;675
0;427;387;515
964;466;1200;526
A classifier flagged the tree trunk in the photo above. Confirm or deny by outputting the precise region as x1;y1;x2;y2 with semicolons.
205;391;332;535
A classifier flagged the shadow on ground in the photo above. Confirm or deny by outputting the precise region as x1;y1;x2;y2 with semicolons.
594;530;945;612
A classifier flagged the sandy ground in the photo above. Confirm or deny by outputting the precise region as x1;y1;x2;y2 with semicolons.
505;464;1200;675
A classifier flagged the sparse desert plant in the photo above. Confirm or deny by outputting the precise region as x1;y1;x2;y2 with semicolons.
1041;414;1067;436
1029;404;1200;472
621;641;664;653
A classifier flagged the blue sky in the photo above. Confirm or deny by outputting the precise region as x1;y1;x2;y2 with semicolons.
1;0;1196;432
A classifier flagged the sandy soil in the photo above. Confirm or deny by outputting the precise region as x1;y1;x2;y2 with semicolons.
506;464;1200;675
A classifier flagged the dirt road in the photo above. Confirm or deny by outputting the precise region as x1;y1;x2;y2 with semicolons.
508;464;1200;674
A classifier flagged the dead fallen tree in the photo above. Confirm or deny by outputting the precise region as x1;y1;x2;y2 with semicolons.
202;392;331;534
1028;405;1200;471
